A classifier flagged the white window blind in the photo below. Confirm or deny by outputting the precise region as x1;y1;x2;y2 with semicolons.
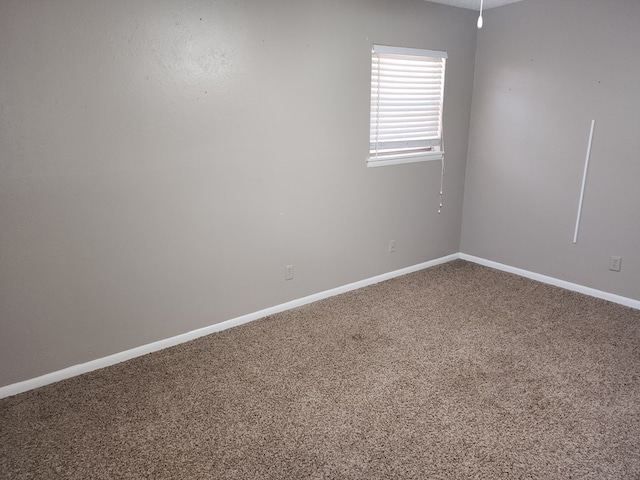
369;45;447;167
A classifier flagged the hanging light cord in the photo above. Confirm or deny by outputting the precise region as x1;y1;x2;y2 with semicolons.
477;0;484;29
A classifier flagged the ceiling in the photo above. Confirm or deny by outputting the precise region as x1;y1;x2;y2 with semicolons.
426;0;524;11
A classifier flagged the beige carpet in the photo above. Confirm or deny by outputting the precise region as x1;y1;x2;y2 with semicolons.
1;260;639;479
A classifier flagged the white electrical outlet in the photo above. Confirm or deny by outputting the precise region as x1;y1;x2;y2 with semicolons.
388;240;396;253
285;265;294;280
609;256;622;272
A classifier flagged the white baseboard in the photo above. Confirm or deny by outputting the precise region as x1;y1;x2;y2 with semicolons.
460;254;640;311
3;252;636;400
0;253;459;400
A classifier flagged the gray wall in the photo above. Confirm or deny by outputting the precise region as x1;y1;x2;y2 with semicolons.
462;0;640;301
0;0;477;387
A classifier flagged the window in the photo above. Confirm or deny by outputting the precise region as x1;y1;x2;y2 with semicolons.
368;45;447;167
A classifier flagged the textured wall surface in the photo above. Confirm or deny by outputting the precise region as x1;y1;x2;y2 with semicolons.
0;0;477;387
462;0;640;300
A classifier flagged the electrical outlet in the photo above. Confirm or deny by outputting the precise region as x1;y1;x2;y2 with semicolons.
285;265;294;280
609;256;622;272
388;240;396;253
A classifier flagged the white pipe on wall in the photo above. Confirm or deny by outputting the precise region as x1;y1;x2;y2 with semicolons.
573;119;596;244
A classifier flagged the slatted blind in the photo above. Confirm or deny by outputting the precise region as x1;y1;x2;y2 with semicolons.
369;45;447;166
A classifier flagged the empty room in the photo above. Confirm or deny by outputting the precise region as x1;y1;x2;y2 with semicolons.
1;0;639;478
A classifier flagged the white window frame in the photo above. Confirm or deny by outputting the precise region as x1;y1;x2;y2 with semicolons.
368;45;447;168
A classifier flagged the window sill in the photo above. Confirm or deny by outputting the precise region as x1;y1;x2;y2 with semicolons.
367;152;444;168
